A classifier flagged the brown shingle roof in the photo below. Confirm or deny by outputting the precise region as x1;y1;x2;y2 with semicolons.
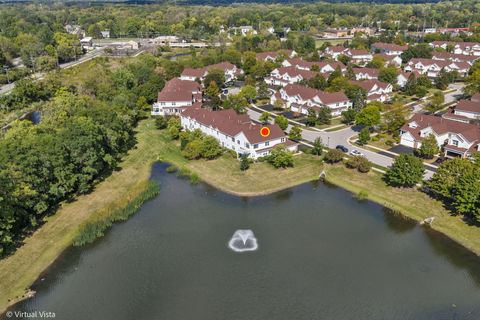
353;67;379;77
455;100;480;113
402;113;480;143
181;108;286;144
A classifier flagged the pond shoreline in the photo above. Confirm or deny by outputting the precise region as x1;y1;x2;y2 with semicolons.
1;120;479;315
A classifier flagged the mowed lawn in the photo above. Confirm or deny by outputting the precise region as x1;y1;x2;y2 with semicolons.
187;154;323;196
324;164;480;256
0;118;322;312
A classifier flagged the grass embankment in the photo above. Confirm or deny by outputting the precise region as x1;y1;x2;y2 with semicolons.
0;118;322;313
324;164;480;256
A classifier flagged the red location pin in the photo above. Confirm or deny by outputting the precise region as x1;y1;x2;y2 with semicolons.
260;127;270;137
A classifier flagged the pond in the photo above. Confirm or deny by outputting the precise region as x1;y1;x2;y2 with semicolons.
3;162;480;320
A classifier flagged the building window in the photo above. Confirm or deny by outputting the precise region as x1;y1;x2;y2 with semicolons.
281;138;285;142
231;137;234;142
452;140;459;146
237;140;240;144
265;141;270;146
253;144;258;149
245;143;250;148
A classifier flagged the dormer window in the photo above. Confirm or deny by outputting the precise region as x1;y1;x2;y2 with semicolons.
408;122;418;129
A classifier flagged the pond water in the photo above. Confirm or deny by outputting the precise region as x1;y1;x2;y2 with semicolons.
3;162;480;320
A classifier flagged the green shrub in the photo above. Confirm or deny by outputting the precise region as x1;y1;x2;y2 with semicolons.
356;190;369;201
324;149;344;163
166;165;178;173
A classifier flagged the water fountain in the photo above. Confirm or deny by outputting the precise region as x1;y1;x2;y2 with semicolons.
228;230;258;252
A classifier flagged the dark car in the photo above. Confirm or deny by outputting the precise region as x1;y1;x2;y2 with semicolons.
336;145;348;153
433;157;449;165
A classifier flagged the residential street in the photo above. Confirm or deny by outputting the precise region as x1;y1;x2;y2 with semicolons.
247;107;435;179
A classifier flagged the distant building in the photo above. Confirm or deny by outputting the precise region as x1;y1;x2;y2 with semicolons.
352;67;379;80
405;58;470;78
373;54;402;67
100;30;110;39
322;46;348;60
322;28;351;39
344;49;373;65
430;41;480;56
180;62;243;84
350;80;393;102
80;37;93;50
282;58;346;73
265;67;321;87
231;26;257;36
432;52;478;65
153;36;179;44
270;83;352;116
256;50;297;62
65;24;85;38
371;42;408;56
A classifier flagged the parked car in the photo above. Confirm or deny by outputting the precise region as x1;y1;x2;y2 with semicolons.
433;157;448;165
336;145;348;153
349;149;364;157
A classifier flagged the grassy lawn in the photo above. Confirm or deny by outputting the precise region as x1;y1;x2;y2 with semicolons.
315;117;342;129
324;164;480;256
187;153;322;196
315;39;344;48
0;118;322;312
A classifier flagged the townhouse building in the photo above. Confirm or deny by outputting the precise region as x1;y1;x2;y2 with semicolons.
400;113;480;158
180;108;297;159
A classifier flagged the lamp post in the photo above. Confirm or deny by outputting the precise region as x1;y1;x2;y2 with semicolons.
327;136;330;148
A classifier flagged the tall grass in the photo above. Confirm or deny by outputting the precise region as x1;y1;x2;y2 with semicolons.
73;181;160;246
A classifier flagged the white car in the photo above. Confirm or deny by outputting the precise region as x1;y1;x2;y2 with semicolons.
349;149;364;157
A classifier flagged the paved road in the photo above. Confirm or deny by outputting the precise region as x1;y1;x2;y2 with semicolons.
0;48;104;95
248;107;435;179
409;83;464;113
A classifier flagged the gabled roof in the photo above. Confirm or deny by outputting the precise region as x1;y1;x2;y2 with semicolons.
455;100;480;113
402;113;480;143
374;53;401;62
181;62;239;78
157;90;193;102
346;49;371;56
273;66;318;79
432;51;479;63
471;93;480;103
317;91;349;104
181;68;207;79
283;83;320;100
181;108;286;144
352;67;379;77
256;50;293;60
325;45;347;53
350;79;391;92
157;77;201;102
281;84;349;104
163;78;201;93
